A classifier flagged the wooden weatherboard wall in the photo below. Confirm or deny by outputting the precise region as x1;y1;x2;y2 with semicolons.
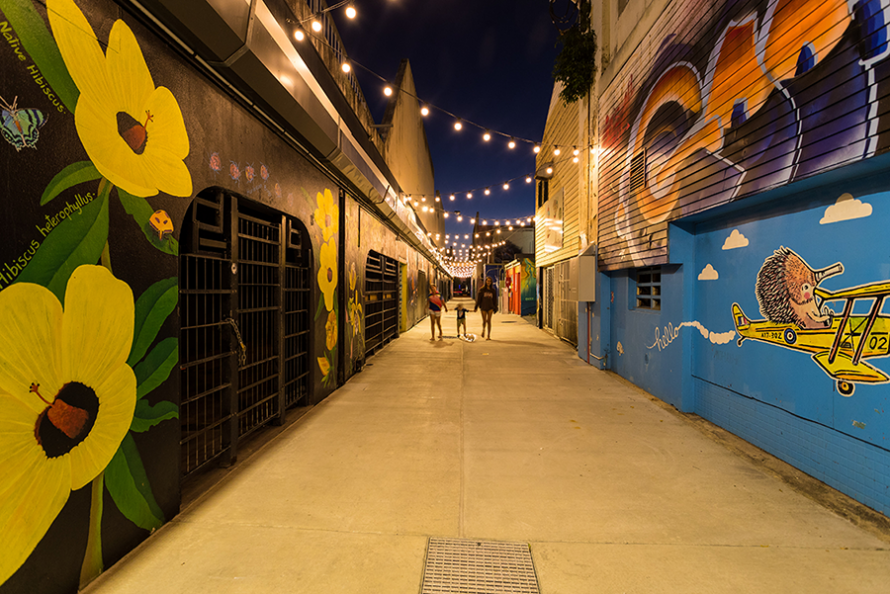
597;0;890;270
535;89;587;268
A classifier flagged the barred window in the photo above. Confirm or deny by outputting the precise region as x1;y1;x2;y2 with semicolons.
635;266;661;310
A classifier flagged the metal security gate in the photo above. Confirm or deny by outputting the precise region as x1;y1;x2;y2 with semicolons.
364;251;399;356
555;258;578;346
179;189;310;480
543;266;554;331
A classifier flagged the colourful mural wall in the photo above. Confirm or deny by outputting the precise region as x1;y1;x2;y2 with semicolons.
598;0;890;270
0;0;438;591
519;257;536;316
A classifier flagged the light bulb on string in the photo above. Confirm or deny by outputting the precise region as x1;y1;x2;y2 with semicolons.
508;138;516;149
470;218;476;224
294;28;305;41
546;167;553;175
573;156;579;163
345;3;357;18
526;175;532;183
484;188;490;196
553;146;561;156
444;212;449;218
420;104;430;116
573;147;580;156
383;85;393;97
311;17;323;32
449;194;455;201
533;144;541;154
466;192;472;199
457;215;463;222
435;196;440;202
483;220;488;225
454;119;463;131
341;62;351;73
503;183;509;190
483;130;491;142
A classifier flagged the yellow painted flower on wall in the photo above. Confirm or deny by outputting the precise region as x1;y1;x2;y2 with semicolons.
314;189;339;242
48;0;192;198
0;265;136;584
348;261;357;292
317;240;338;311
317;356;330;378
325;310;337;351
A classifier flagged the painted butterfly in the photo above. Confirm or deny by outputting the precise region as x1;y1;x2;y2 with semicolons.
0;95;47;152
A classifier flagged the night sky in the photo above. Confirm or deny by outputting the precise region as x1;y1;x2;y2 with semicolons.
330;0;561;245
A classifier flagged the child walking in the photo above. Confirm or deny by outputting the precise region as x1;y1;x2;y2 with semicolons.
455;304;467;337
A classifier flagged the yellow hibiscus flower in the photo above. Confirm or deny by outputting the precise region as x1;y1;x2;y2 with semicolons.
317;240;338;311
0;265;136;584
325;310;337;350
48;0;192;198
314;189;339;242
317;356;330;378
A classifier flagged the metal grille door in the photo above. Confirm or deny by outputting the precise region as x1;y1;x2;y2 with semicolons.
283;218;310;407
365;251;399;356
180;191;234;476
234;206;281;437
180;190;311;481
555;258;578;346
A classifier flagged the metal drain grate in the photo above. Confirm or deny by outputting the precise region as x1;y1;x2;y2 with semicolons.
421;538;541;593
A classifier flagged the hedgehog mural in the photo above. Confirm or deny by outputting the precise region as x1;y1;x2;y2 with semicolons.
755;247;844;329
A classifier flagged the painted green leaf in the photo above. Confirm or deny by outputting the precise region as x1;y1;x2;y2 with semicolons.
0;0;78;112
128;278;178;367
134;337;178;399
117;188;179;256
40;162;101;205
15;184;109;303
130;399;178;433
105;433;164;532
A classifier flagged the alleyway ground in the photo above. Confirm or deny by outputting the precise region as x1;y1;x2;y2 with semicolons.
85;299;890;593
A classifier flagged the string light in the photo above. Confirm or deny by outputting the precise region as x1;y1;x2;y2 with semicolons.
508;138;516;149
533;145;541;153
553;146;561;156
483;130;491;142
341;62;351;73
345;3;357;18
421;104;430;116
454;119;463;131
383;85;393;96
294;29;305;41
311;17;323;32
484;188;491;196
526;176;532;183
449;194;455;201
503;183;509;190
466;192;472;199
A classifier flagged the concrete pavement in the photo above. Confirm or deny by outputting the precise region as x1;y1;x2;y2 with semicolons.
85;299;890;593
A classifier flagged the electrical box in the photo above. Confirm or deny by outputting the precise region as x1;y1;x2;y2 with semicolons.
577;243;597;302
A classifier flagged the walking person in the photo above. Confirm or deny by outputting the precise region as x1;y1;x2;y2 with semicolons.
474;276;498;340
429;286;447;340
455;304;467;337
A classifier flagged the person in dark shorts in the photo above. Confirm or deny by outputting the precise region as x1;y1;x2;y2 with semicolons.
455;304;467;337
429;286;447;340
474;276;498;340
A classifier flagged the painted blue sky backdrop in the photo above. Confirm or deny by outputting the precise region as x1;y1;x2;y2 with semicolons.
332;0;562;242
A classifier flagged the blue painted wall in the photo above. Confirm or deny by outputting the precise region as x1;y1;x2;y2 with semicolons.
587;178;890;514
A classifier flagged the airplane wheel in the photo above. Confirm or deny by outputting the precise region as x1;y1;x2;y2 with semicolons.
837;381;855;397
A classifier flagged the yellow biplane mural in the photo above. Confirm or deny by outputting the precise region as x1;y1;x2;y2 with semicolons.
733;248;890;397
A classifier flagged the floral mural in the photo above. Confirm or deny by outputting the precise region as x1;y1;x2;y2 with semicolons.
311;189;339;387
0;0;182;587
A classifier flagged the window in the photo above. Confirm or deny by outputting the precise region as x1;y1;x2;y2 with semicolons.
537;179;549;208
634;266;661;310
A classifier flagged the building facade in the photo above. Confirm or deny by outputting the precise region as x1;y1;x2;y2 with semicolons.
560;0;890;517
0;0;448;592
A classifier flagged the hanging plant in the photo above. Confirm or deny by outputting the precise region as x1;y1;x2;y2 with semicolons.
552;0;597;104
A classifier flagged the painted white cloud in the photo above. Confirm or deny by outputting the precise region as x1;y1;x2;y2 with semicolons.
722;229;749;250
698;264;719;281
820;193;872;224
